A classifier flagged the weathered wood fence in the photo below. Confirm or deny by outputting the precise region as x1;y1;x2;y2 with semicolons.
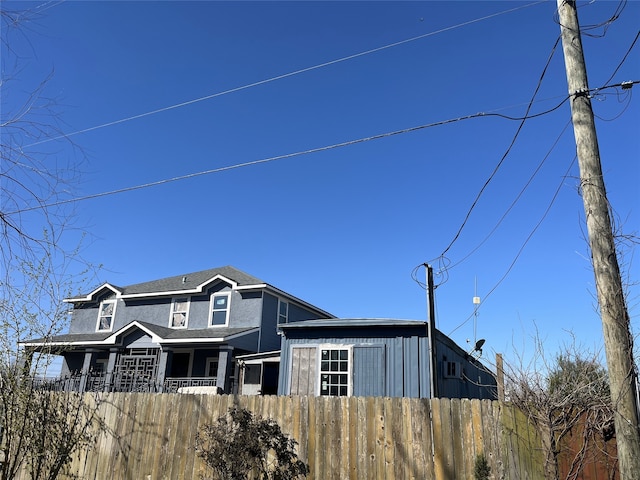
38;393;547;479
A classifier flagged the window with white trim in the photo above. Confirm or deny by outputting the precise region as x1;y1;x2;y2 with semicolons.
319;347;350;396
206;357;219;378
97;300;116;331
169;297;189;328
209;293;230;326
278;299;288;324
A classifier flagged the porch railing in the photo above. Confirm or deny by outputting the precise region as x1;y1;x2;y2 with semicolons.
36;371;218;393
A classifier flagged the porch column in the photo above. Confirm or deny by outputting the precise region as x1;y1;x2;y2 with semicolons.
157;349;169;390
17;347;35;376
78;351;94;392
104;348;118;392
216;346;234;393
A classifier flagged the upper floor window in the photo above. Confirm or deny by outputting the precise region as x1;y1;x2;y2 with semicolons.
97;300;116;332
278;299;289;324
209;293;230;327
319;347;350;396
170;297;189;328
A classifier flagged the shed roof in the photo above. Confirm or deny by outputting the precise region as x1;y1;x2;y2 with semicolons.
280;318;428;329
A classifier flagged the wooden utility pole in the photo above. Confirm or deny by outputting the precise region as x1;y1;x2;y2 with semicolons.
425;264;438;398
556;1;640;477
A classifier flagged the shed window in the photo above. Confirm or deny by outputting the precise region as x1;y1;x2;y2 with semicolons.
320;348;350;396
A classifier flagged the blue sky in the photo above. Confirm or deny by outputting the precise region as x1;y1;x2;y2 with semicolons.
4;0;639;368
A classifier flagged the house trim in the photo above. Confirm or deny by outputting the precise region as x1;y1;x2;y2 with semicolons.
64;283;122;303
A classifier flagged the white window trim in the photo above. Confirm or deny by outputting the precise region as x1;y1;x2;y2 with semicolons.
205;356;219;378
278;299;289;324
208;292;231;327
169;297;190;329
96;299;117;332
317;344;353;397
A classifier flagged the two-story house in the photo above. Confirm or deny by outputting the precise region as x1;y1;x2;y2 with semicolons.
22;266;334;393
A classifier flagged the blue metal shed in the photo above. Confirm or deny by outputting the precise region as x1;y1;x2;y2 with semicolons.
277;318;496;400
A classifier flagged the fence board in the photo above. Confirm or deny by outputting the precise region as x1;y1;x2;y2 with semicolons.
15;393;557;480
410;398;430;479
461;399;476;478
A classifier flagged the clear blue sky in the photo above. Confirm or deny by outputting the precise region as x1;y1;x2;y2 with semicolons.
5;1;639;368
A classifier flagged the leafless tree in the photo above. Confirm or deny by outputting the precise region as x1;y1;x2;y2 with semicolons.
504;335;616;480
1;5;103;479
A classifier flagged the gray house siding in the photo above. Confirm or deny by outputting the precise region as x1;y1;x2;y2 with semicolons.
288;302;322;323
260;293;280;352
260;292;328;353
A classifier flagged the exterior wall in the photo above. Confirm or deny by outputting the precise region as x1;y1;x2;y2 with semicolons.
260;293;327;353
227;331;260;352
229;289;262;329
435;335;496;400
288;302;323;323
68;281;264;335
260;293;280;352
278;330;432;398
279;326;497;400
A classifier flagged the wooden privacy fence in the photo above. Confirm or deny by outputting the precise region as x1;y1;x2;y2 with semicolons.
47;393;546;480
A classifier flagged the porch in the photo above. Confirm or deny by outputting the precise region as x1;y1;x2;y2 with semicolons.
38;370;221;394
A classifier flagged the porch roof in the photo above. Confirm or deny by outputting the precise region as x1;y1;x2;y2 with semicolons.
20;320;259;348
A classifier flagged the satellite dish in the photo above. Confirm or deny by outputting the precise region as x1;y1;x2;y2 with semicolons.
474;339;486;352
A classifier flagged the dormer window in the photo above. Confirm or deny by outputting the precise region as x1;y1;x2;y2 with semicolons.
209;293;230;327
97;300;116;332
170;297;189;328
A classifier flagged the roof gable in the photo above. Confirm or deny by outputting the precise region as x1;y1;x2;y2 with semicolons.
67;266;265;301
64;283;123;303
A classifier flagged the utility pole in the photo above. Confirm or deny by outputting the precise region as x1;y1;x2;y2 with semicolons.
425;264;438;398
556;1;640;478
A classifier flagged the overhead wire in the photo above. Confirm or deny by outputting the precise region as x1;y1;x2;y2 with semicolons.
447;154;579;337
439;2;637;336
429;34;563;272
447;118;574;272
21;0;547;149
7;95;576;216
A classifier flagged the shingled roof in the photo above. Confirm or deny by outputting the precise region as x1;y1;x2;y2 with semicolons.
66;265;266;301
120;265;265;295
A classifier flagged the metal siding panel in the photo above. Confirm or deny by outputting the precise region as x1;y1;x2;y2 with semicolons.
419;336;432;398
353;345;384;397
389;337;404;397
403;337;420;398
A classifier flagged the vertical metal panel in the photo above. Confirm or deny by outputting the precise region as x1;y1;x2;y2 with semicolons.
419;336;432;398
353;345;384;397
389;337;405;397
403;336;420;397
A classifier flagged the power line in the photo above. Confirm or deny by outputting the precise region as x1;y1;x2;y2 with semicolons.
447;154;578;337
22;1;547;148
447;118;574;272
8;95;579;216
435;34;563;263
